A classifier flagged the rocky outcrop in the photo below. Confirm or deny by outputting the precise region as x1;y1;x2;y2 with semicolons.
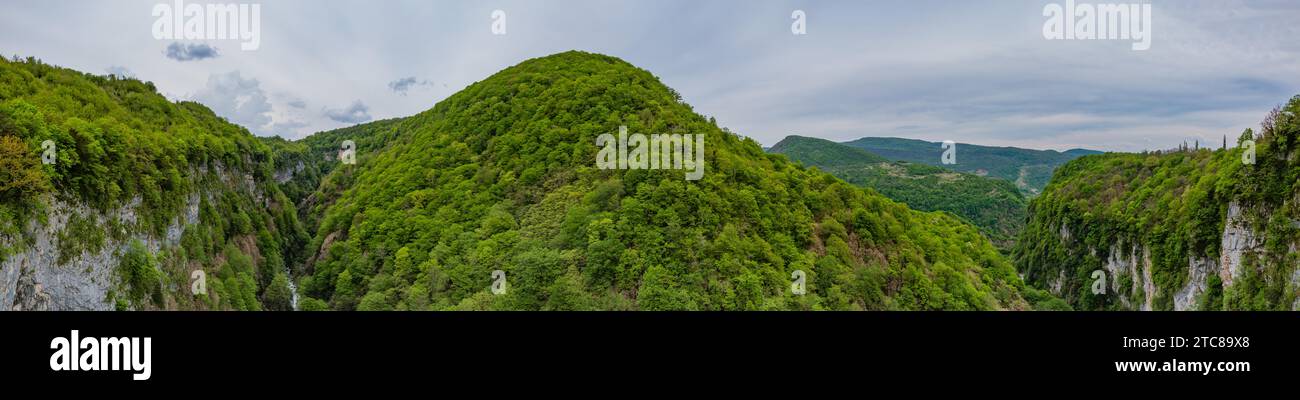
1175;256;1216;311
1293;267;1300;311
1101;240;1153;310
1219;202;1261;287
0;193;201;311
1048;200;1291;311
1057;222;1258;311
274;160;305;184
11;266;51;311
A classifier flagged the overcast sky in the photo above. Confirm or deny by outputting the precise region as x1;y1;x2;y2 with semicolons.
2;0;1298;152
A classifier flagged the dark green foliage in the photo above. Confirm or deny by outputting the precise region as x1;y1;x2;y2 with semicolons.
298;296;329;311
1022;287;1073;311
119;240;162;308
637;264;698;311
263;272;294;311
770;135;1027;249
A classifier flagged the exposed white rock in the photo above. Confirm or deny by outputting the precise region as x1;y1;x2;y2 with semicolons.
1219;202;1260;287
1102;239;1138;309
274;160;305;184
1;193;201;311
1175;256;1216;311
1291;265;1299;311
1097;241;1156;310
1140;247;1155;311
1049;269;1065;295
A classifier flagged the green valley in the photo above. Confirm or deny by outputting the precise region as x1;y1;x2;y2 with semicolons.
842;136;1101;197
769;135;1026;249
0;52;1035;311
290;52;1030;311
4;50;1290;313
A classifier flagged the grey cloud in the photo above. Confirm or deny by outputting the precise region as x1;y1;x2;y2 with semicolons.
287;99;307;108
164;42;220;61
324;100;373;124
269;120;311;138
190;71;273;134
388;76;433;95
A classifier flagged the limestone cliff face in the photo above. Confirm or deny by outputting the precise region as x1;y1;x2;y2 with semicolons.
1091;239;1154;311
1039;201;1294;311
1;164;276;311
1218;202;1261;288
274;160;306;184
0;194;198;310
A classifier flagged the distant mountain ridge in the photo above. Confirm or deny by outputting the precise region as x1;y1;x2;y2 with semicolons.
283;51;1031;311
769;135;1026;250
841;137;1102;196
0;52;1042;311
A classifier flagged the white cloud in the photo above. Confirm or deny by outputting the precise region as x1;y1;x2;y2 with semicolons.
190;71;273;134
0;0;1296;151
104;65;134;78
324;100;373;124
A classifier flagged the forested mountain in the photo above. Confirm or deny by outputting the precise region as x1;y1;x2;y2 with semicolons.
261;117;404;232
0;52;1037;311
768;135;892;166
769;135;1026;249
289;51;1031;311
1014;97;1300;311
0;56;304;310
842;137;1100;196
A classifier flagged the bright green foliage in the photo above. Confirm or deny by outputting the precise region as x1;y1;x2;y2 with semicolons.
0;57;263;235
297;296;329;311
770;135;1027;249
262;118;403;206
842;137;1100;197
0;135;49;202
0;52;1039;312
0;56;306;311
298;51;1028;311
1015;96;1300;310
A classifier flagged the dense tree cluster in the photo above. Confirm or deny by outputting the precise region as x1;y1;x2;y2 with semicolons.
1015;96;1300;310
0;56;303;310
2;52;1063;312
295;51;1029;311
770;135;1027;249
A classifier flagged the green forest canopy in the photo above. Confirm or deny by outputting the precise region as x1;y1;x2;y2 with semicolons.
0;55;304;310
769;135;1027;250
294;51;1033;311
1014;96;1300;311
